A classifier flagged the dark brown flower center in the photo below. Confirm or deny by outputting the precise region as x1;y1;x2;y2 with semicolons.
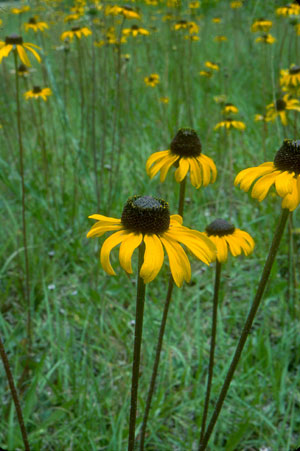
121;195;170;234
5;35;23;45
275;99;286;111
33;86;42;93
289;65;300;74
206;219;235;237
170;128;202;157
28;17;37;24
18;64;28;73
71;26;81;31
274;139;300;175
131;25;139;30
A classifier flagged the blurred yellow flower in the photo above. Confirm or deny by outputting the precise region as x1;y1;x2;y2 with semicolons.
214;119;245;130
174;20;199;34
0;35;41;66
24;86;52;101
266;94;300;125
24;17;49;32
251;18;272;32
144;73;160;87
212;17;221;23
123;25;149;37
276;3;300;16
105;5;140;19
205;61;219;71
230;1;242;8
11;6;30;14
61;26;92;41
199;70;212;78
189;1;200;8
159;96;169;104
214;35;227;42
280;66;300;87
255;34;276;44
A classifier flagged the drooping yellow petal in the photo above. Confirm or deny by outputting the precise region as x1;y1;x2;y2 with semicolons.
160;236;191;287
148;153;177;179
189;157;202;188
164;230;215;264
281;177;300;211
0;44;13;62
209;236;228;263
251;171;280;201
23;44;41;62
17;45;31;66
234;229;255;254
146;150;169;173
170;214;183;225
224;235;242;256
87;223;123;238
234;164;275;192
275;171;294;197
159;154;179;182
100;230;129;275
140;234;164;283
174;158;190;183
199;154;217;183
119;232;143;273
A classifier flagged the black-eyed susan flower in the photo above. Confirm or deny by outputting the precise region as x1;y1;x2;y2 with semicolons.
146;128;217;189
266;94;300;125
123;25;149;37
222;103;238;114
205;61;219;71
212;17;221;23
255;34;276;44
87;195;216;287
235;140;300;211
214;118;246;131
251;18;272;33
105;5;141;20
189;1;200;8
159;96;169;104
205;219;255;262
230;1;243;8
174;20;199;34
145;0;159;4
24;17;49;33
144;73;160;87
61;26;92;41
24;86;52;101
214;35;227;42
185;35;200;41
254;113;267;122
0;35;41;66
280;65;300;87
199;70;213;78
11;5;30;14
276;3;300;16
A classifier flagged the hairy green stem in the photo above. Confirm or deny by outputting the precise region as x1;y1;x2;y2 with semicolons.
0;335;30;450
199;261;221;443
128;243;146;451
199;208;289;450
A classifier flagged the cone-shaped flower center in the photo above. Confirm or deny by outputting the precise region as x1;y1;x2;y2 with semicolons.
124;6;134;11
71;26;81;31
289;65;300;74
33;86;42;93
5;35;23;45
274;139;300;174
131;24;139;30
121;195;170;234
206;219;235;237
28;17;37;24
18;64;28;73
170;128;202;157
275;99;286;111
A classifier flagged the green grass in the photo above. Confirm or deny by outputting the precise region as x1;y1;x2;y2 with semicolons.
1;0;300;449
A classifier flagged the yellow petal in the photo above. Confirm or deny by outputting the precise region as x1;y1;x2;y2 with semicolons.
281;177;300;211
119;232;143;274
160;154;179;182
174;158;189;183
87;224;123;238
17;45;31;66
140;234;164;283
209;235;228;263
275;171;294;197
23;44;41;62
234;164;275;192
251;171;280;201
224;235;242;257
100;230;129;275
164;230;215;264
148;153;177;179
146;150;169;173
189;157;202;188
88;214;121;223
160;236;191;287
170;214;183;225
199;154;217;184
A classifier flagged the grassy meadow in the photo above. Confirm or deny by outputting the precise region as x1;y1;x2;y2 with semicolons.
1;0;300;449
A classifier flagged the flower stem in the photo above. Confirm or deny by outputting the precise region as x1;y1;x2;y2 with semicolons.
139;178;186;449
198;208;289;450
0;335;30;450
199;261;221;444
128;243;146;451
14;50;31;351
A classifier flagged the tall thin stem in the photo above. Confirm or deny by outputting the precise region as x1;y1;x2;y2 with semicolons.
128;244;146;451
139;178;186;450
14;50;31;351
199;208;290;450
199;261;221;443
0;335;30;450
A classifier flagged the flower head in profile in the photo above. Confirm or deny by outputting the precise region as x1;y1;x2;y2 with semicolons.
234;140;300;211
255;34;276;44
146;128;217;189
144;73;160;87
11;6;30;14
222;103;238;114
174;20;199;34
24;86;52;101
24;17;49;33
105;5;141;20
123;25;149;37
205;219;255;263
205;61;219;71
61;26;92;41
276;3;300;16
212;17;221;23
189;1;200;8
214;118;246;131
251;18;272;33
266;94;300;125
230;1;243;9
280;65;300;87
87;195;216;287
0;35;41;66
199;70;213;78
214;35;227;42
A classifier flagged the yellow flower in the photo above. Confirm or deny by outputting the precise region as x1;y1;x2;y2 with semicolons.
251;18;272;33
214;118;246;130
276;3;300;16
230;1;243;9
0;35;41;66
11;6;30;14
159;96;169;104
199;70;212;78
105;5;141;20
280;66;300;87
205;61;219;71
266;94;300;126
255;34;276;44
205;219;255;263
174;20;199;34
146;128;217;189
24;86;52;101
234;140;300;211
189;1;200;8
64;13;81;22
222;103;238;114
61;26;92;41
145;0;159;4
123;25;149;37
214;35;227;42
144;73;160;87
184;34;200;41
24;17;49;33
212;17;221;23
87;195;216;287
254;114;267;122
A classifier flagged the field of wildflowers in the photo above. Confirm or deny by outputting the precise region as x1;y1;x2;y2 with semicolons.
1;0;300;449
